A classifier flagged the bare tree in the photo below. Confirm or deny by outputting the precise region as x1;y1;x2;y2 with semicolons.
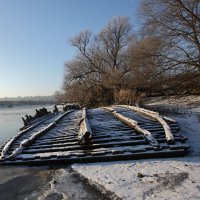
63;16;133;105
62;6;200;106
70;17;132;81
139;0;200;72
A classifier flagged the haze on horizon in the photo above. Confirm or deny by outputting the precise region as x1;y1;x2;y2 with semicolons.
0;0;139;98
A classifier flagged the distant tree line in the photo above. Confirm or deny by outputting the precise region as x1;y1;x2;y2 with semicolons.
57;0;200;107
0;101;56;108
0;96;56;102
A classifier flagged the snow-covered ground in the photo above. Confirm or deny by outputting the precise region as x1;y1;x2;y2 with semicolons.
72;96;200;200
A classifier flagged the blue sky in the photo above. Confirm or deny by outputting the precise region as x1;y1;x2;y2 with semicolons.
0;0;140;98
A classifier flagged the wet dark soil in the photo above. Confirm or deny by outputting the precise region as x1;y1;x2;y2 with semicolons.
0;165;120;200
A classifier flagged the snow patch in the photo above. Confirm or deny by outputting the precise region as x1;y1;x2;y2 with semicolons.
73;98;200;200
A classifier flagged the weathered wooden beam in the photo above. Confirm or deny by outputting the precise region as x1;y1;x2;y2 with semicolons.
105;107;160;148
1;111;72;159
0;115;53;160
118;105;175;143
78;107;92;144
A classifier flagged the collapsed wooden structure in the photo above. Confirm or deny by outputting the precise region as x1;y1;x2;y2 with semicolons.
0;106;189;165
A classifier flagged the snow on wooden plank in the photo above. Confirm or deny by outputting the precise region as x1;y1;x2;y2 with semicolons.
118;105;175;143
0;148;188;166
0;113;58;159
2;111;72;159
104;107;160;148
0;107;189;165
78;107;92;144
10;122;56;158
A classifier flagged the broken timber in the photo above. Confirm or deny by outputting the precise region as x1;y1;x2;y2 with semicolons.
104;107;160;148
78;107;92;144
0;106;190;165
118;105;174;143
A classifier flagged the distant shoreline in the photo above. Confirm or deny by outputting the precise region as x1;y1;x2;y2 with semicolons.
0;101;56;107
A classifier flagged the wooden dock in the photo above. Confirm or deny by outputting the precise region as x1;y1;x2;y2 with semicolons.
0;106;190;165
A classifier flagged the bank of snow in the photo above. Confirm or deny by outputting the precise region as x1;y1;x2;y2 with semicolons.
72;97;200;200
